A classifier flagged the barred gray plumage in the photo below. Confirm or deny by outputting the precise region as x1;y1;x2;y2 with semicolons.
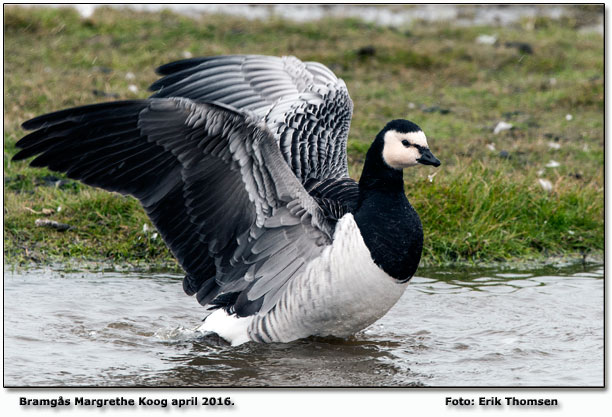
150;55;353;184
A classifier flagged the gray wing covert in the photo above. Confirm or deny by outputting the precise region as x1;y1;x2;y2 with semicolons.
14;97;334;317
150;55;354;184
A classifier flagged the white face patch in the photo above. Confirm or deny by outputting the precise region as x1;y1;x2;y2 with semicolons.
382;130;430;170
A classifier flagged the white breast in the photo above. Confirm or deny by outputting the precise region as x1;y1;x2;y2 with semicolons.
247;213;409;343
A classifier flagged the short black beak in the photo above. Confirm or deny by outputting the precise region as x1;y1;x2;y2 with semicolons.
418;149;441;167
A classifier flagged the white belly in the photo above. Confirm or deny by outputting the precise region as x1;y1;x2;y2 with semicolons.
199;214;409;345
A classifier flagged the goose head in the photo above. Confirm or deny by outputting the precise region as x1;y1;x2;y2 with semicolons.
379;119;440;170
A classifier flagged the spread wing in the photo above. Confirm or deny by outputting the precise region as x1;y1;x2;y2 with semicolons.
14;98;335;317
150;55;354;183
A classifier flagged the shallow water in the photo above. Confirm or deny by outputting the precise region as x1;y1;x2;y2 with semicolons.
4;264;603;387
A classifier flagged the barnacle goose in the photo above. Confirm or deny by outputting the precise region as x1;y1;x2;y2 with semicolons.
13;55;440;346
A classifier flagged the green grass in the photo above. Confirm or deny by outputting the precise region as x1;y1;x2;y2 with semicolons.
3;6;604;269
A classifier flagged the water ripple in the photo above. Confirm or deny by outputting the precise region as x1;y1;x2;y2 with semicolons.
4;264;603;386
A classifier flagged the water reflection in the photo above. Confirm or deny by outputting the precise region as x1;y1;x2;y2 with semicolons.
3;263;603;387
148;335;404;387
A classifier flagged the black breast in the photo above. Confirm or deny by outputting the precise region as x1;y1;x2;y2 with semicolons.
353;190;423;282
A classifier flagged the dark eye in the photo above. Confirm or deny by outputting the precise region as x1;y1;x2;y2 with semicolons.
401;139;410;147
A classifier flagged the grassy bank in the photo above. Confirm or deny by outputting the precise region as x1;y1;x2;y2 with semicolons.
3;6;604;269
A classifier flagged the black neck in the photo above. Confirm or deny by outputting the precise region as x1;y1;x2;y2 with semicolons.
358;135;404;193
353;135;423;282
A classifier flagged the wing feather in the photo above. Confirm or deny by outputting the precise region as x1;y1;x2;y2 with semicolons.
150;55;354;184
14;97;335;318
